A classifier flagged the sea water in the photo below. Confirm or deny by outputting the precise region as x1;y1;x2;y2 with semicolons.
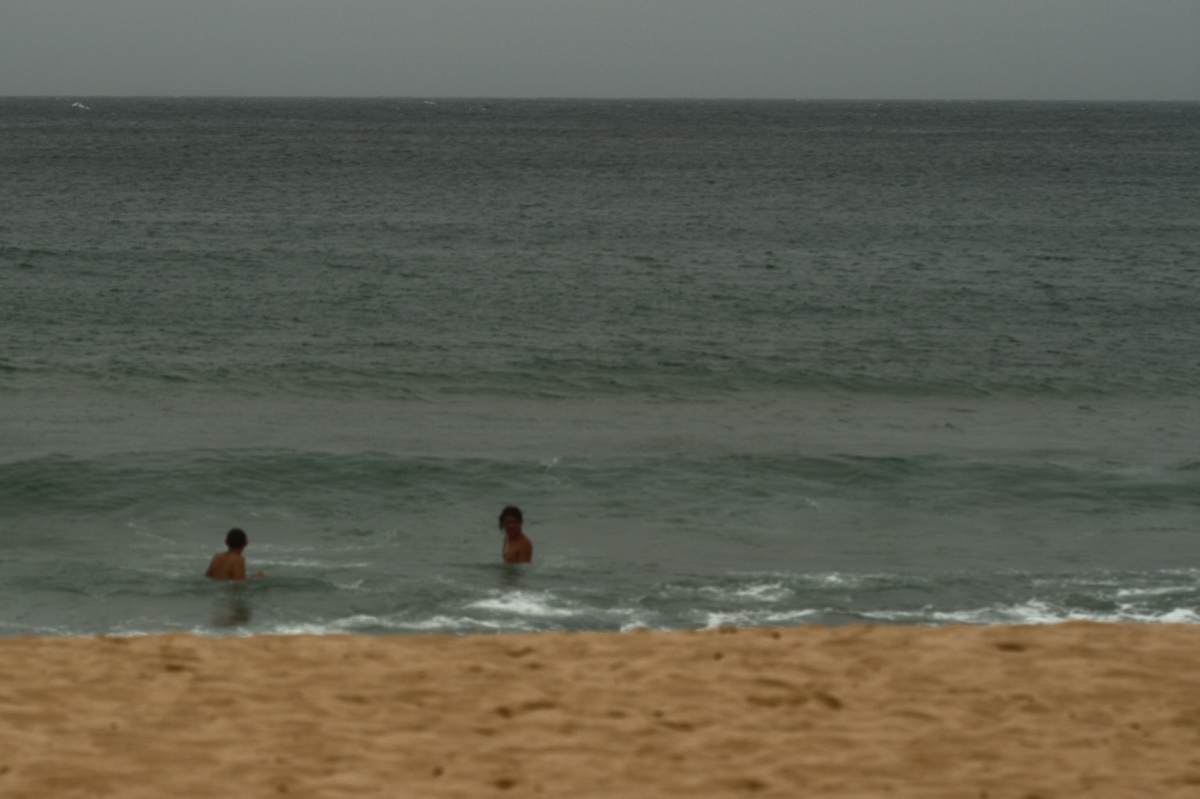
1;98;1197;636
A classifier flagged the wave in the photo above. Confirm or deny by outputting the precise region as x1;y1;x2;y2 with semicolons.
2;450;1196;521
3;356;1197;400
6;566;1197;637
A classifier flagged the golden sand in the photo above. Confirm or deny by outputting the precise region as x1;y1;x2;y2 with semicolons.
2;622;1200;798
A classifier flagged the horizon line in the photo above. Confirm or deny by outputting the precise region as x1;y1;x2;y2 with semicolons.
5;95;1198;104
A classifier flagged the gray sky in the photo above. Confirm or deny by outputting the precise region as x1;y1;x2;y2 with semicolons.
3;0;1197;100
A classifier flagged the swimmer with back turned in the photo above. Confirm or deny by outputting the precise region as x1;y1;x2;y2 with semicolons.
205;528;265;579
499;505;533;563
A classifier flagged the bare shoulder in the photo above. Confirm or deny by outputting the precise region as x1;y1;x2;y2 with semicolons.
205;552;246;579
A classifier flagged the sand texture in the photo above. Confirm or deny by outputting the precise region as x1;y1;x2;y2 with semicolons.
2;622;1200;798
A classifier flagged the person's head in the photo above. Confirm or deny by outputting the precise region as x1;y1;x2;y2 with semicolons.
225;527;248;551
498;505;523;533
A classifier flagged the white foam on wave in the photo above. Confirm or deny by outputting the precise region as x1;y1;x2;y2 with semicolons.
1155;608;1200;623
262;614;539;635
863;599;1084;625
266;622;352;635
696;582;792;602
1115;585;1196;599
258;559;371;569
734;583;792;601
467;590;579;618
618;619;659;632
396;614;537;632
702;608;821;629
861;599;1200;626
767;571;897;589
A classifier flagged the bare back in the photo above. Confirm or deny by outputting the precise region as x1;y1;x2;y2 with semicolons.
205;551;246;580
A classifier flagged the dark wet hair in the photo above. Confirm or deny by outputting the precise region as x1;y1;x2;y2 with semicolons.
498;505;523;528
225;528;248;550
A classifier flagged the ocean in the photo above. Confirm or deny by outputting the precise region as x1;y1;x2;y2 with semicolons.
1;98;1197;636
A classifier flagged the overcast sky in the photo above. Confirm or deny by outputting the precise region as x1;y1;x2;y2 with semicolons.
3;0;1197;100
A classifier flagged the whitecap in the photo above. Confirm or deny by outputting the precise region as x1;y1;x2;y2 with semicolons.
467;590;579;618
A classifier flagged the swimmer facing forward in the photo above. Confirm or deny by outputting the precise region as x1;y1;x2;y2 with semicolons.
205;528;265;579
499;505;533;563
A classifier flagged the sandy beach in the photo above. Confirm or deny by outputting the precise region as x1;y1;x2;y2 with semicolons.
2;622;1199;798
